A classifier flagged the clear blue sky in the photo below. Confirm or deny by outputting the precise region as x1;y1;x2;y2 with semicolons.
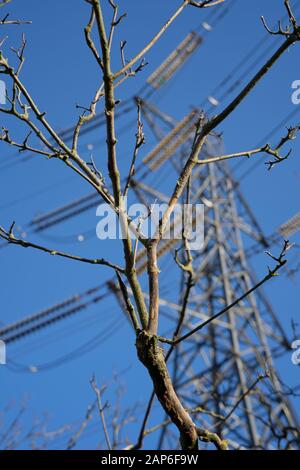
0;0;300;449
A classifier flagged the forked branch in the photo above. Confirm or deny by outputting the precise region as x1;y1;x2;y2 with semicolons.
159;241;291;346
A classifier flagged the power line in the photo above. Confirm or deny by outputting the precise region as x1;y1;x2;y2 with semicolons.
7;316;124;373
0;0;236;174
0;285;110;343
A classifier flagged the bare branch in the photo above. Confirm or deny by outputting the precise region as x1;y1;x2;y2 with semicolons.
196;126;299;167
189;0;225;7
84;8;103;68
0;0;12;7
114;1;190;79
92;0;149;330
261;0;298;37
66;401;96;450
107;0;126;52
123;98;145;197
221;373;269;423
115;271;141;331
90;377;112;450
0;14;31;25
160;241;290;346
0;223;125;272
196;428;228;450
155;16;300;244
72;84;104;152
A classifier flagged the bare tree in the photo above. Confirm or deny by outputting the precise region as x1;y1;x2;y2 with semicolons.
1;0;300;450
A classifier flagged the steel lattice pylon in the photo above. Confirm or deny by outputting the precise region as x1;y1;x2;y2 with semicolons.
129;104;300;450
1;100;299;449
2;12;300;450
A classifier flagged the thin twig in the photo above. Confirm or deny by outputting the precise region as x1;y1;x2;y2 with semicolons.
66;401;97;450
90;377;112;450
115;271;140;331
195;128;297;167
114;1;190;79
123;98;145;197
160;242;290;346
0;224;125;272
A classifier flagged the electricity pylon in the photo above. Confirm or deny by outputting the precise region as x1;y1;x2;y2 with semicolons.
127;101;300;450
1;19;300;449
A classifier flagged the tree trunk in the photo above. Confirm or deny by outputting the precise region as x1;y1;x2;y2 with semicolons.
136;331;198;450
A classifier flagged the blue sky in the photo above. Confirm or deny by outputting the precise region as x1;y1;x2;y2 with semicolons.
0;0;300;449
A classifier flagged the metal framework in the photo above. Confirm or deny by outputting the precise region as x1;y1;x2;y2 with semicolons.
1;20;300;447
2;99;299;449
146;32;203;90
127;102;300;449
